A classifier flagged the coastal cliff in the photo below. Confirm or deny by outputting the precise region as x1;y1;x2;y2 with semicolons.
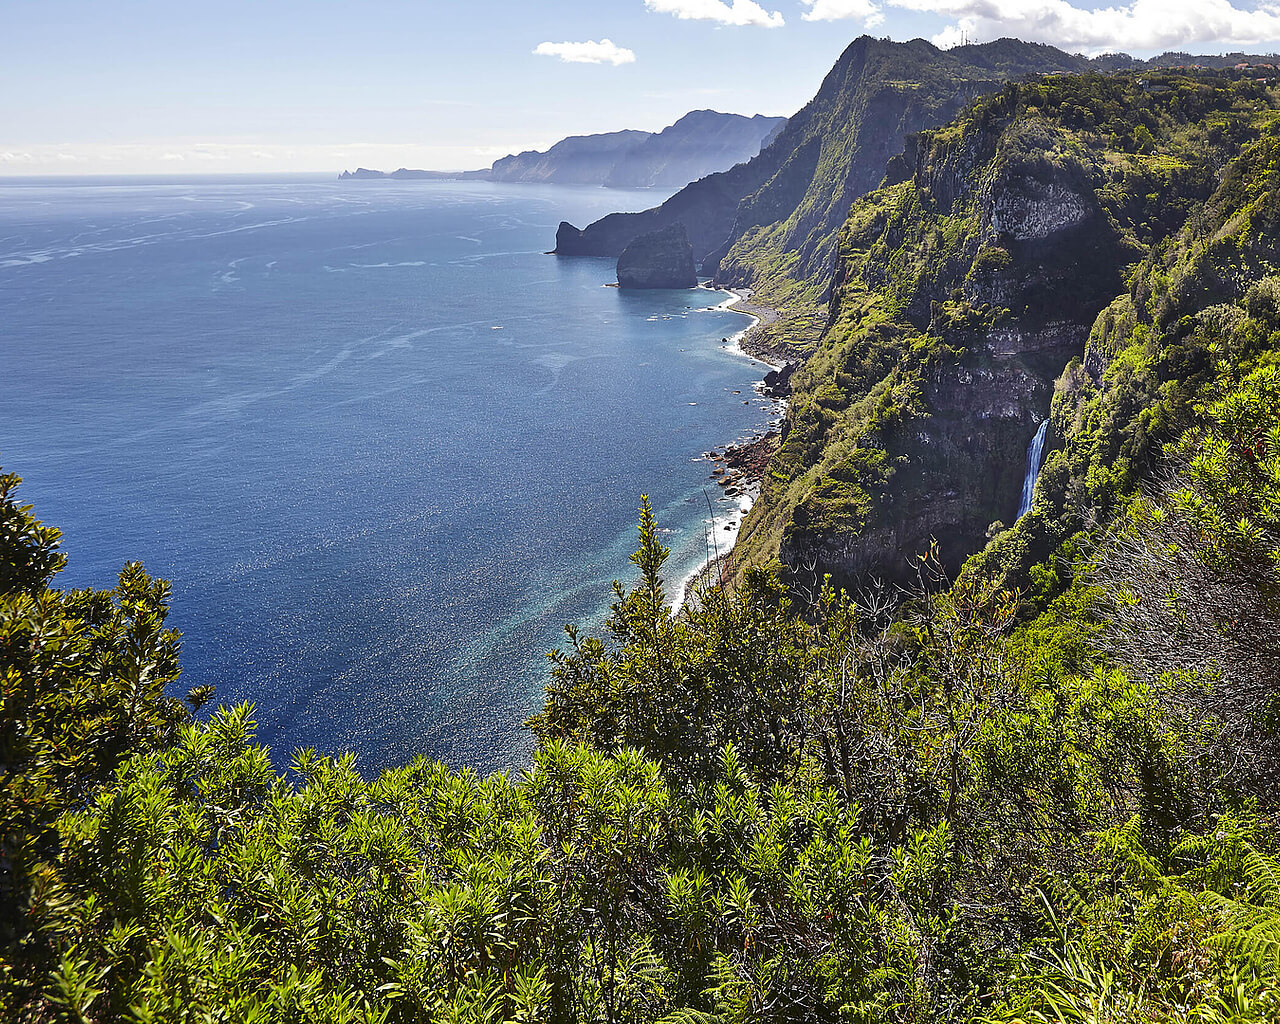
616;224;697;289
732;69;1280;586
555;38;1092;276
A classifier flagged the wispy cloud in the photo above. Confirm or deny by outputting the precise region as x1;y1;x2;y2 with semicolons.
889;0;1280;53
801;0;883;26
644;0;785;28
533;38;637;65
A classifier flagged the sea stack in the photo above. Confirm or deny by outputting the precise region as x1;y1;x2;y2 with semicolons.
616;223;697;289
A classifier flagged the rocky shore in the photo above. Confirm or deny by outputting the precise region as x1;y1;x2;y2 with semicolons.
673;289;797;607
706;286;808;370
706;430;781;501
679;430;780;605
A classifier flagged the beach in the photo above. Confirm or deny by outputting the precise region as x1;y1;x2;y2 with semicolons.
676;287;790;608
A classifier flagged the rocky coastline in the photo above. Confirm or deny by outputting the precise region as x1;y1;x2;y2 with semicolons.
677;289;791;607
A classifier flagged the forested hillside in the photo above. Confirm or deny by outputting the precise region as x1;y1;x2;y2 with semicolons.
4;59;1280;1024
736;69;1280;587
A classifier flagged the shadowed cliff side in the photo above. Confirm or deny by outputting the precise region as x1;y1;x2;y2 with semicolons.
616;224;697;289
555;38;1091;288
731;70;1280;587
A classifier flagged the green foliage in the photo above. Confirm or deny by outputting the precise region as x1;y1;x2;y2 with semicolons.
8;64;1280;1024
0;469;1230;1024
0;471;200;960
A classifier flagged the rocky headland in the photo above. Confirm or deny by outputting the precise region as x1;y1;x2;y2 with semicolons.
616;224;697;289
339;110;784;189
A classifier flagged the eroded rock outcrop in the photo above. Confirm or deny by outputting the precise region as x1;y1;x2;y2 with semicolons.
733;70;1268;587
616;224;697;289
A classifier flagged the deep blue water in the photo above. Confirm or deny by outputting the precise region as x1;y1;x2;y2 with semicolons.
0;176;773;774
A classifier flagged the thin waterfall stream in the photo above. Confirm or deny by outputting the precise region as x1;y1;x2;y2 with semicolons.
1017;419;1050;519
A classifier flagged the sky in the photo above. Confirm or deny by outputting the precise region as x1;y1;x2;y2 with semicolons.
4;0;1280;176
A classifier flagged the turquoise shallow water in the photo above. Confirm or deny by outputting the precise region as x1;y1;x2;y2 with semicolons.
0;175;774;773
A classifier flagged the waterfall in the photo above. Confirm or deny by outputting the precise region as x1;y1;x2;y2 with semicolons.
1017;419;1050;519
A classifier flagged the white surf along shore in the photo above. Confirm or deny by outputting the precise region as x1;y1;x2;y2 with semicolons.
675;287;790;610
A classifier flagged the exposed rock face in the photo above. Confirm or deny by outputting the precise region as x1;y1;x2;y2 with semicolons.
555;36;1094;277
761;363;796;398
986;179;1093;240
738;71;1262;587
604;111;786;189
616;224;697;289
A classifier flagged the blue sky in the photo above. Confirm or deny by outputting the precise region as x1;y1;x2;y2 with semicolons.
4;0;1280;175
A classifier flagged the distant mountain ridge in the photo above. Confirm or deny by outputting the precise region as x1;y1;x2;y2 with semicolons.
605;111;788;188
338;110;786;188
553;37;1095;275
488;130;653;185
555;36;1280;307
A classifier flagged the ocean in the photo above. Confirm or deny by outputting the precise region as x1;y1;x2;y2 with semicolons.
0;174;775;774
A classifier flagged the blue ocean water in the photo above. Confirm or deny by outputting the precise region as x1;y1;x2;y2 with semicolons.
0;175;774;774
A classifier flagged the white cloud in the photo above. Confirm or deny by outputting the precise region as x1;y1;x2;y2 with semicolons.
644;0;785;28
931;22;967;48
533;38;637;65
888;0;1280;53
801;0;884;27
161;152;185;161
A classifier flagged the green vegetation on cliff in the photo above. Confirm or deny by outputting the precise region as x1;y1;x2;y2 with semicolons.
735;70;1280;589
5;58;1280;1024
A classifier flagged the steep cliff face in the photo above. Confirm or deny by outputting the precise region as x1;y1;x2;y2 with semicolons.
963;115;1280;592
490;131;653;184
604;111;786;189
711;38;1091;301
616;224;698;289
734;70;1280;587
556;38;1090;288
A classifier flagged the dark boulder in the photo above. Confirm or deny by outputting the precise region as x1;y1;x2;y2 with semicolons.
762;362;796;398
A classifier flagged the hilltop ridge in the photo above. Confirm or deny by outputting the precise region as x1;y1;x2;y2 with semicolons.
339;110;785;188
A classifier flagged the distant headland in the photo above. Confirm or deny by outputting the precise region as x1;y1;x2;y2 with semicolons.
339;109;786;188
